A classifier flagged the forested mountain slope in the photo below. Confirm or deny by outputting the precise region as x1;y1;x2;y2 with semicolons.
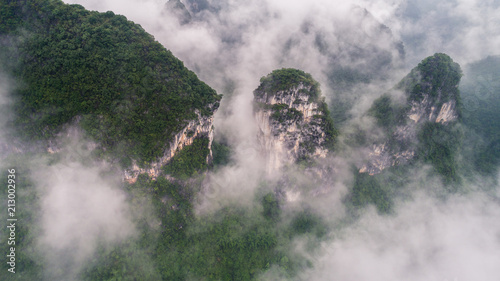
0;0;221;173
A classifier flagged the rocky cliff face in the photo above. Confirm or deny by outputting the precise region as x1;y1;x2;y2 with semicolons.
360;53;462;175
254;69;336;173
0;0;222;183
124;108;216;183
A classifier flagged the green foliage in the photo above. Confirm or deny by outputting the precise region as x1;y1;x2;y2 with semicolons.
262;192;280;221
175;208;280;280
164;136;210;179
255;68;320;101
0;1;24;34
0;0;221;164
81;243;161;281
80;175;191;281
116;177;322;280
0;162;45;281
211;140;232;167
289;209;326;237
316;101;338;150
417;122;463;184
270;103;303;124
368;54;464;185
0;152;318;281
347;171;393;214
369;94;408;131
139;178;307;280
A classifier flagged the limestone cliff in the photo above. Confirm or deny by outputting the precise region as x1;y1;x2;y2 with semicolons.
254;69;336;172
124;108;216;183
360;53;462;175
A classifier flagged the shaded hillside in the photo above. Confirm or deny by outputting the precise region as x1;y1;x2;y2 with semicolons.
362;54;463;181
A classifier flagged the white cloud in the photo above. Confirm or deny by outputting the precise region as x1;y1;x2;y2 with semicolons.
300;191;500;281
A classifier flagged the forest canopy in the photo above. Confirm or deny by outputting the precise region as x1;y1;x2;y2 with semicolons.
0;0;221;164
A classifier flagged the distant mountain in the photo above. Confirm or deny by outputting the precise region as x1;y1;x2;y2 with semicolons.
304;6;406;124
0;0;221;180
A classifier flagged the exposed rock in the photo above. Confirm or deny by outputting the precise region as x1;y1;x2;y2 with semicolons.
124;108;216;183
408;93;458;124
253;69;336;173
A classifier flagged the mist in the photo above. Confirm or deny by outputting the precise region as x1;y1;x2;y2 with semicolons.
299;189;500;281
34;155;135;280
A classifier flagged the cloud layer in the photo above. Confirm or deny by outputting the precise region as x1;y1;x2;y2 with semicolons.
301;191;500;280
32;150;136;280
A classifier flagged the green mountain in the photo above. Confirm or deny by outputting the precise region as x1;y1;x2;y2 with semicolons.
460;56;500;174
0;0;221;172
254;68;337;171
362;54;463;183
350;54;464;213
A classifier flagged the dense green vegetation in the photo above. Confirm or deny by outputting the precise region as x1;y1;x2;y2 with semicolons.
348;54;467;214
404;54;463;183
211;140;232;167
80;177;326;281
0;165;329;281
417;122;463;184
0;163;44;281
3;1;496;279
347;171;394;214
270;103;303;124
262;192;281;221
399;53;462;108
315;101;338;150
255;68;321;101
0;0;221;165
163;136;210;179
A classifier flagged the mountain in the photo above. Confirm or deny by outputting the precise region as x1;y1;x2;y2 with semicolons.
460;56;500;174
0;0;221;181
254;69;337;172
361;53;463;183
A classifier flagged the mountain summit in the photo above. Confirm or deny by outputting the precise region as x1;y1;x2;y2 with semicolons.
361;53;463;182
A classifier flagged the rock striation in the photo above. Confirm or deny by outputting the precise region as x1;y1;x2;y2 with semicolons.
360;53;462;175
253;69;336;173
